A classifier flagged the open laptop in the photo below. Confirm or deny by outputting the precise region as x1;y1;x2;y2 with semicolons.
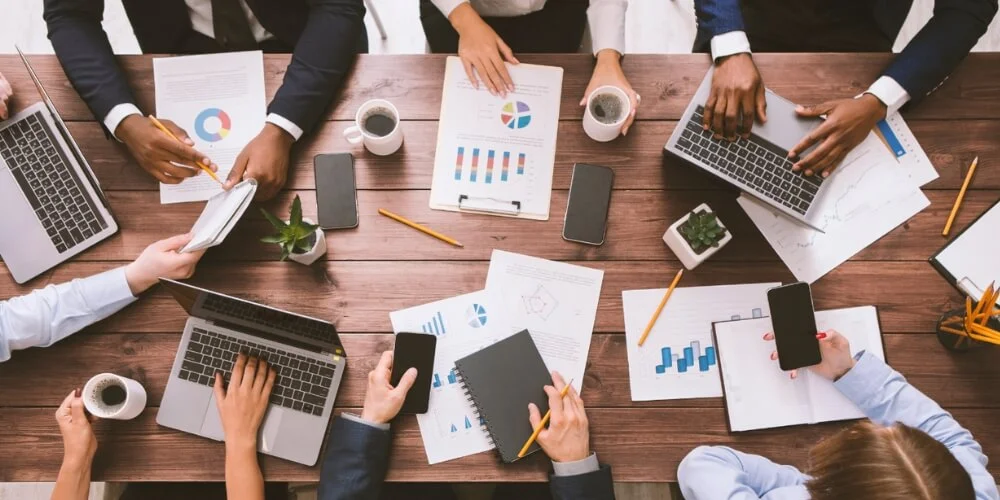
665;67;829;231
157;279;347;466
0;46;117;283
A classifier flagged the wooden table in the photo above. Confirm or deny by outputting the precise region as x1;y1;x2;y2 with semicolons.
1;53;999;483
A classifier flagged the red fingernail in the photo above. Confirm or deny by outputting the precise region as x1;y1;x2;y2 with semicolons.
816;332;828;339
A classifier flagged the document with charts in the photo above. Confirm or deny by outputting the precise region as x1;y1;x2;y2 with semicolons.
484;250;603;394
389;290;514;464
738;117;937;283
623;283;778;401
154;51;266;204
429;57;563;220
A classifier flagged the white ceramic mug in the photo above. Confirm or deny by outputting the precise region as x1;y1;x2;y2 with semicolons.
583;85;631;142
343;99;403;156
82;373;147;420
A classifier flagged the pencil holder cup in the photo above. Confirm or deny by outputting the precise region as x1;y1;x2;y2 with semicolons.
937;307;1000;352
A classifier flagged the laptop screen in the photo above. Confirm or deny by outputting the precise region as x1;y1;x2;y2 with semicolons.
160;278;344;356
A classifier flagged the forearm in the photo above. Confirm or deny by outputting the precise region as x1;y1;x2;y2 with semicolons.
51;458;92;500
225;444;265;500
678;446;807;498
318;416;391;500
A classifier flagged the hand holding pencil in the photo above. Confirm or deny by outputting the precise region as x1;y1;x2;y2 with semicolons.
524;372;590;462
144;115;222;185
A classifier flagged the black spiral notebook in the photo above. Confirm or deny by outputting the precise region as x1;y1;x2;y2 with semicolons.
455;330;551;463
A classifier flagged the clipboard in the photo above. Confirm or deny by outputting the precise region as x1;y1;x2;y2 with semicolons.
929;198;1000;303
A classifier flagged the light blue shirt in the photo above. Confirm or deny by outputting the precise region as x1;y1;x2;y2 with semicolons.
678;352;999;500
0;267;137;362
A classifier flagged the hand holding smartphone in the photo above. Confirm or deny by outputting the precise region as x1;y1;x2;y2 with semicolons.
390;332;437;414
767;282;821;371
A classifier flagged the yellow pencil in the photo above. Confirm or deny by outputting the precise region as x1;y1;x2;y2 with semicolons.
943;156;978;236
378;208;463;248
147;115;223;185
518;379;574;459
638;269;684;347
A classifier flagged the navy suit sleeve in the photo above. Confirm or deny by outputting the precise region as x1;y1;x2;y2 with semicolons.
549;465;616;500
318;416;392;500
694;0;745;39
883;0;997;103
43;0;138;125
268;0;366;135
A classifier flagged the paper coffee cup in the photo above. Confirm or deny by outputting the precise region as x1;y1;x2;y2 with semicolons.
82;373;147;420
583;85;631;142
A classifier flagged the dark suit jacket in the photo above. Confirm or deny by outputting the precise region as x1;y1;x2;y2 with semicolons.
318;416;617;500
43;0;367;136
693;0;997;105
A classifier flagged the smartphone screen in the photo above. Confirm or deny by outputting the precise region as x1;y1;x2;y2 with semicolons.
314;153;359;230
563;163;614;245
390;332;437;414
767;282;822;371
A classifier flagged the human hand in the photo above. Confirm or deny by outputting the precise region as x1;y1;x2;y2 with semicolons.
361;351;418;424
788;94;886;177
704;53;766;141
763;329;856;381
528;372;590;463
116;115;218;184
124;233;207;295
213;353;276;452
225;123;292;201
0;72;12;120
450;3;518;96
581;50;639;135
55;389;97;468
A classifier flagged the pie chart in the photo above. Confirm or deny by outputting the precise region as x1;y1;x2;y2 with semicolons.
466;304;488;328
194;107;232;142
500;101;531;130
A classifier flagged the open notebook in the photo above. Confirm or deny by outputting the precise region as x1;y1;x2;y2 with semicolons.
713;306;884;432
180;179;256;253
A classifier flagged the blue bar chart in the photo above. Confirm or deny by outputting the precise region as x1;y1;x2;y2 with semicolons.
432;368;459;388
655;341;716;374
421;311;447;336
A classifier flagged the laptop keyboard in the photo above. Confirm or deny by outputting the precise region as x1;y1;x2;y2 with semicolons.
178;327;338;417
674;106;824;215
200;294;336;344
0;111;107;253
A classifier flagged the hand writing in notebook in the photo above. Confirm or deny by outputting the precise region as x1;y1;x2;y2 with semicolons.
764;330;856;381
527;372;591;463
361;351;417;424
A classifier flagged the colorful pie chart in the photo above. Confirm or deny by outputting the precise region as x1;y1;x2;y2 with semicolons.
500;101;531;129
194;108;232;142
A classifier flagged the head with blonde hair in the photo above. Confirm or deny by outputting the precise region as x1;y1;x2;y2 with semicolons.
806;421;975;500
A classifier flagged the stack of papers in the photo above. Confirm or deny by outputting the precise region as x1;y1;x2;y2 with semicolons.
739;115;938;283
389;250;604;464
180;180;257;253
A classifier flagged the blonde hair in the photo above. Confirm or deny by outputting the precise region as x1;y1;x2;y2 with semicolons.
805;421;975;500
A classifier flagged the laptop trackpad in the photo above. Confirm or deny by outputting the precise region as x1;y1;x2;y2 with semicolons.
259;408;283;453
200;395;225;441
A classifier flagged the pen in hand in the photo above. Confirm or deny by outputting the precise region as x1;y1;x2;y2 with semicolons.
147;115;223;185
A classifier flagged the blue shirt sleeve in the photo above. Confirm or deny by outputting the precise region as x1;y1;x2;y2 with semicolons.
678;445;809;499
835;352;999;500
0;267;136;362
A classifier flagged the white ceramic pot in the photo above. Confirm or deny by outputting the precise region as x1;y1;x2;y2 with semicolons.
662;203;732;270
288;218;327;265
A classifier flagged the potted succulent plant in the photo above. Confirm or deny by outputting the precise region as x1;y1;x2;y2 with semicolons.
663;203;732;270
260;195;327;265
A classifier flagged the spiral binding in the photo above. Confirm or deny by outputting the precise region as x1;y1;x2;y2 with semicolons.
456;366;501;451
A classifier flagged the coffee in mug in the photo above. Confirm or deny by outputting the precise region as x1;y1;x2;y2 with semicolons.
583;85;632;143
362;110;397;137
83;373;147;420
589;93;626;125
344;99;403;156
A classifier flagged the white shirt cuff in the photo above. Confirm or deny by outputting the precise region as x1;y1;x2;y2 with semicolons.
431;0;468;17
103;103;142;141
587;0;628;56
266;113;304;141
551;453;600;477
710;31;752;62
864;76;911;116
341;412;390;431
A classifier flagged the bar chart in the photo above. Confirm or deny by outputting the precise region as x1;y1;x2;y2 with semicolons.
654;341;717;374
432;368;460;388
453;146;527;183
421;311;447;336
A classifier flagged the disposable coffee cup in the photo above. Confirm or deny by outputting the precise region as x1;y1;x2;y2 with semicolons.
343;99;403;156
82;373;147;420
583;85;631;142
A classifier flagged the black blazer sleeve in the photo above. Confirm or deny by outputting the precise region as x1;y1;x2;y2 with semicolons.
883;0;997;104
43;0;139;126
317;416;392;500
549;465;616;500
268;0;366;135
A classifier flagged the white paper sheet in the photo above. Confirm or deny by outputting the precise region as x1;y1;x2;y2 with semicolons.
484;250;603;393
623;283;779;401
715;306;884;432
389;290;514;465
934;202;1000;303
430;57;562;220
153;51;266;204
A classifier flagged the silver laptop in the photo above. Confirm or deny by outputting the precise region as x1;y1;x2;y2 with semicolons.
665;67;829;230
0;46;117;283
157;279;347;466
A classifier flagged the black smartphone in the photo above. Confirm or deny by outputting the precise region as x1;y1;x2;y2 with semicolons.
390;332;437;414
767;282;822;371
563;163;614;245
314;153;359;230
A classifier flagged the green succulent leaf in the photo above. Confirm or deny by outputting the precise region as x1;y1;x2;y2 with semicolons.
260;195;322;260
260;207;287;231
290;195;303;227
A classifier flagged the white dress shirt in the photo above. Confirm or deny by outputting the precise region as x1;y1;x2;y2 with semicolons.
431;0;629;57
104;0;304;141
0;268;137;363
711;31;911;116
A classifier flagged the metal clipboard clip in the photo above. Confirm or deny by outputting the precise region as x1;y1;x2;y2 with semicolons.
457;195;521;216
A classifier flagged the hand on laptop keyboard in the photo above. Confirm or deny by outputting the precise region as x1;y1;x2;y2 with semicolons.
788;94;887;178
704;54;767;141
212;353;276;450
115;115;218;185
